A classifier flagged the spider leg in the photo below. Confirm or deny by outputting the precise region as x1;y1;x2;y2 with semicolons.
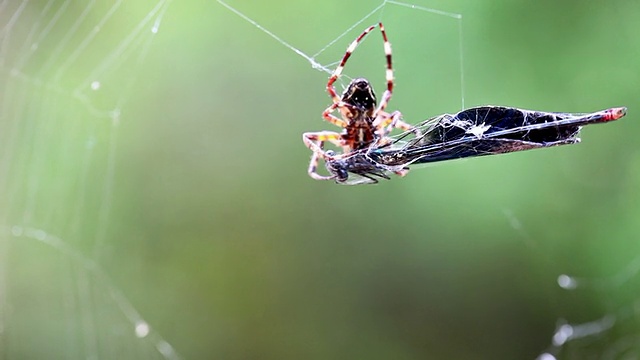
373;23;394;116
394;168;410;177
302;131;343;155
326;24;379;104
302;131;343;180
321;102;348;128
374;111;412;136
372;111;416;178
374;110;422;144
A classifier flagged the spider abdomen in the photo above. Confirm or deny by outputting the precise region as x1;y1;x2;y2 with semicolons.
342;116;377;150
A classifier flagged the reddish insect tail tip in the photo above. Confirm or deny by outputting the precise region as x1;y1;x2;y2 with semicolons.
605;107;627;121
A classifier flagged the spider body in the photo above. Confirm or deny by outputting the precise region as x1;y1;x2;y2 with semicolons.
302;23;415;181
340;78;378;151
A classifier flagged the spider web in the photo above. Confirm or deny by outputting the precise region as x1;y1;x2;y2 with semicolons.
500;198;640;360
0;0;634;358
217;0;465;113
0;0;179;358
537;263;640;359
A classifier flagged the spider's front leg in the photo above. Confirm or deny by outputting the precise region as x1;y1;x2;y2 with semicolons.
374;110;420;142
372;111;416;178
302;131;343;180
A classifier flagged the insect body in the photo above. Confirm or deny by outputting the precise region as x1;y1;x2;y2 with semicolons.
325;106;628;185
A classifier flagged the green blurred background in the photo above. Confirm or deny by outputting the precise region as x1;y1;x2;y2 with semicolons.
1;0;639;359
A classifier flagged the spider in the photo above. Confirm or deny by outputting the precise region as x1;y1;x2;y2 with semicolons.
302;22;416;181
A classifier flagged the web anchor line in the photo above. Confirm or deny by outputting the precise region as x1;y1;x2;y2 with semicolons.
216;0;464;108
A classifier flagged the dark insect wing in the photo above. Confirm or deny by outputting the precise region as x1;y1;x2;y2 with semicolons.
371;106;627;166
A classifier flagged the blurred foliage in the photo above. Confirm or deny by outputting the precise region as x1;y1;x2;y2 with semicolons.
2;0;639;359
